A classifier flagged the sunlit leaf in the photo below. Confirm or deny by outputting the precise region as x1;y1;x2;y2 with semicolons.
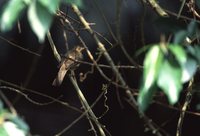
138;45;164;111
143;45;163;91
0;0;26;31
157;59;182;104
3;121;26;136
28;0;54;42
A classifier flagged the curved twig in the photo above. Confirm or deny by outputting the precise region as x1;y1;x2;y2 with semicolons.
176;79;194;136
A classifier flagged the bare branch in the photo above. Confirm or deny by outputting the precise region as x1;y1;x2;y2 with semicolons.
0;89;17;115
71;4;162;136
47;31;61;62
0;79;81;113
69;71;106;136
0;35;41;57
176;79;194;136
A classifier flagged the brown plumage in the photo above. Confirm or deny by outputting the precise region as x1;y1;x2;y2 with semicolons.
52;46;84;86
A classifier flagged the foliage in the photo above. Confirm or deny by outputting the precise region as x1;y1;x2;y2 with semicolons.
0;0;200;135
138;21;200;111
0;100;29;136
0;0;83;42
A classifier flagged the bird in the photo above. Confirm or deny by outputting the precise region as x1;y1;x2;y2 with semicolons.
52;45;84;86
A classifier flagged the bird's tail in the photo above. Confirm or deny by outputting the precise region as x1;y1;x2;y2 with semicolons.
52;68;68;86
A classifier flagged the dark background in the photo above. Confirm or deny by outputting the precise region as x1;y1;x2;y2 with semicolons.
0;0;200;136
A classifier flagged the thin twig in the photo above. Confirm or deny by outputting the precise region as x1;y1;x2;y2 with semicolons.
91;0;118;42
176;79;193;136
55;84;112;136
0;79;81;113
71;4;162;136
47;31;61;62
140;2;146;47
48;20;106;135
24;45;45;86
55;109;90;136
177;0;186;19
0;90;17;116
116;0;142;69
63;58;140;69
164;9;200;23
125;98;169;136
71;4;128;90
186;0;200;19
146;0;168;17
57;11;133;91
13;43;45;105
70;71;106;136
59;5;137;89
98;84;109;119
58;10;114;47
0;35;41;56
154;100;200;117
0;86;61;106
17;21;22;33
93;30;114;47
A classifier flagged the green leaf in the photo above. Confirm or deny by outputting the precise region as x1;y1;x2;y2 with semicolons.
193;45;200;63
169;44;197;83
3;121;27;136
138;84;157;111
135;45;151;57
173;30;187;44
0;100;3;111
0;0;26;31
143;45;164;91
28;0;54;42
38;0;60;14
168;44;187;65
22;0;32;5
0;127;8;136
10;116;29;133
62;0;83;7
187;45;200;63
186;45;196;56
157;59;182;104
181;57;197;83
187;20;197;37
138;45;164;111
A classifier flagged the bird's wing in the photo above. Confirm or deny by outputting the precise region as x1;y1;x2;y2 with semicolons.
52;64;68;86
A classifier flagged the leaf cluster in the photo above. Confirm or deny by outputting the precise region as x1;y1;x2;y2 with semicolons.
0;0;83;42
138;21;200;111
0;100;29;136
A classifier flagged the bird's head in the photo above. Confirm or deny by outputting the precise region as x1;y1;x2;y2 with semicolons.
75;46;85;52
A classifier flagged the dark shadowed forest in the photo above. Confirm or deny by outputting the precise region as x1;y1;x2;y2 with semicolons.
0;0;200;136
